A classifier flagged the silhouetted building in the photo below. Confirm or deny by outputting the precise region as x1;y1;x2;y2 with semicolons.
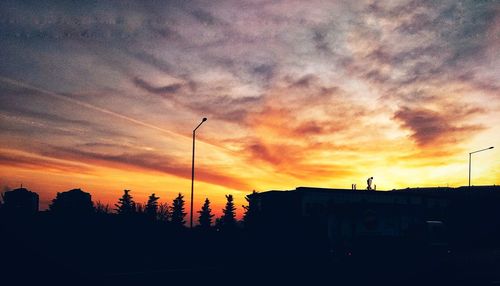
2;187;39;215
250;186;500;254
49;188;94;216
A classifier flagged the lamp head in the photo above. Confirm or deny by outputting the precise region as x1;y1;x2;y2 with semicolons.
489;146;494;149
202;117;207;122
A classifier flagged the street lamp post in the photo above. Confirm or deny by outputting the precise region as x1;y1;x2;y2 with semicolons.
469;146;494;187
190;117;207;228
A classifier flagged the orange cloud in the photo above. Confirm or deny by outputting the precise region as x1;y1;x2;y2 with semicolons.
393;106;485;147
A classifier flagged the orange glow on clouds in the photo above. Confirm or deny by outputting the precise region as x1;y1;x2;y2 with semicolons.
0;1;499;223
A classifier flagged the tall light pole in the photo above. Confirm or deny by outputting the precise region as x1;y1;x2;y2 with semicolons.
469;146;494;187
190;117;207;228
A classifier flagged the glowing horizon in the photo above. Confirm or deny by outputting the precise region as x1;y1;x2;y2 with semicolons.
1;0;499;221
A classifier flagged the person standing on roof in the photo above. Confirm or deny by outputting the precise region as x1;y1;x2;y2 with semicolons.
367;177;374;190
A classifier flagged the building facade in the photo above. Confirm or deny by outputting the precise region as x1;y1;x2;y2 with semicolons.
2;187;39;215
251;186;500;255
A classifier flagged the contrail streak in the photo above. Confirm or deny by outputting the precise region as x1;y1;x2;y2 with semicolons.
0;76;189;139
0;76;230;153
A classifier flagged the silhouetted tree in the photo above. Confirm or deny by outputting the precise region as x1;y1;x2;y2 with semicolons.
135;202;145;215
49;188;93;216
95;201;110;214
243;190;259;229
215;217;223;231
145;193;160;220
198;198;214;229
171;193;186;227
115;189;136;215
157;202;171;222
220;194;237;229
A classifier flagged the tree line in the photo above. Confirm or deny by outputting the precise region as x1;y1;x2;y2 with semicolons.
1;187;259;231
108;190;237;229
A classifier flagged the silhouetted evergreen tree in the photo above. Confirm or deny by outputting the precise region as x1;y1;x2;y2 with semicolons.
171;193;186;227
145;193;160;220
220;194;237;229
115;189;136;215
157;202;171;222
243;190;259;229
197;198;214;229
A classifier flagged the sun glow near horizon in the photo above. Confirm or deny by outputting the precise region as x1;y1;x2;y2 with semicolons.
0;0;499;221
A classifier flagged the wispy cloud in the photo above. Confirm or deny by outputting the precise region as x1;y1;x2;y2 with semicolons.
0;0;498;208
38;145;251;191
393;106;485;147
0;150;92;174
133;77;184;95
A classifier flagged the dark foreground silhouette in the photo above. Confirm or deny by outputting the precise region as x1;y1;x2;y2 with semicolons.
1;186;500;285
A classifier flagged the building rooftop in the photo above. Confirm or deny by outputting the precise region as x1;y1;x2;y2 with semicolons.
254;185;500;198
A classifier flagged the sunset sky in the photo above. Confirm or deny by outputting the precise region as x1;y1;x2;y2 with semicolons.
0;0;499;220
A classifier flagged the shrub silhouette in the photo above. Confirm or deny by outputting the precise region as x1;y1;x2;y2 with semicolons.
157;202;171;222
94;201;110;214
135;202;145;214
